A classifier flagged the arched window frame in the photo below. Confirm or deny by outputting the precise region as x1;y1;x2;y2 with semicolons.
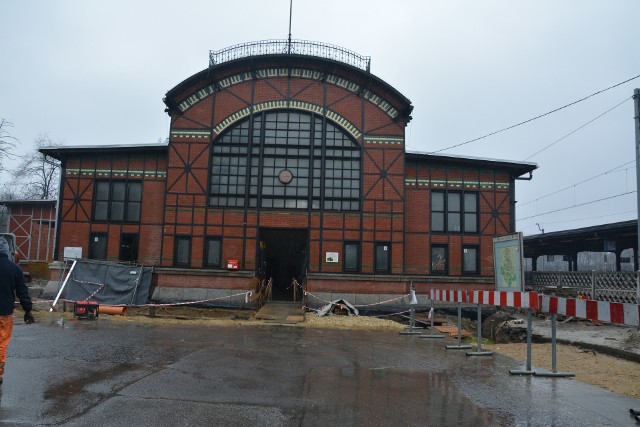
209;110;361;211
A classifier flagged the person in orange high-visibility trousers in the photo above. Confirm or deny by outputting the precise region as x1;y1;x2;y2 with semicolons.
0;237;34;384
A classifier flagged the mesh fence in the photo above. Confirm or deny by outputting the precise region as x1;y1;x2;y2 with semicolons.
60;259;153;305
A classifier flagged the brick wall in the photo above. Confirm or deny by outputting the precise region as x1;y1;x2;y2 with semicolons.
163;56;409;278
50;53;527;299
55;150;167;264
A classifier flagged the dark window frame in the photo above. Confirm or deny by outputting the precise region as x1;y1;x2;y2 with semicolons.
343;241;360;273
93;180;142;223
204;236;222;268
430;244;448;275
209;110;361;211
173;235;192;267
462;245;480;275
374;242;391;274
430;190;478;234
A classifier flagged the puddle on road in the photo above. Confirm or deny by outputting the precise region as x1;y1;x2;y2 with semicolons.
43;362;146;418
297;366;513;426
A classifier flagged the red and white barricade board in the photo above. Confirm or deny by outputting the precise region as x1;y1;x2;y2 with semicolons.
467;291;539;310
429;289;468;303
540;295;640;327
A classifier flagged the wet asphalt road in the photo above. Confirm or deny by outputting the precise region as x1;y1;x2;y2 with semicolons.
1;315;639;426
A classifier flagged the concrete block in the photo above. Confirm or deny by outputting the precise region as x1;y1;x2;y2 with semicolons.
384;294;409;308
309;292;332;308
354;294;380;307
41;280;63;299
152;287;184;302
184;287;208;303
330;293;356;304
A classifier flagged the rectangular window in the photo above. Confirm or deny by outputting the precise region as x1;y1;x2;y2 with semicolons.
204;237;222;268
431;244;448;274
375;242;391;273
430;191;478;234
463;246;479;275
93;181;142;223
94;182;110;221
344;241;360;272
447;193;461;232
464;193;478;233
431;192;445;232
174;236;192;267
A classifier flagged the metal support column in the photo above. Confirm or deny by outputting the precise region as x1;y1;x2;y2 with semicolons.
634;89;640;283
400;307;423;335
400;283;422;335
466;304;493;356
510;308;535;375
446;302;472;350
420;298;444;339
535;313;575;377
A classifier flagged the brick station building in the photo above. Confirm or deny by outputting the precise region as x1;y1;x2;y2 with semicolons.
41;40;536;306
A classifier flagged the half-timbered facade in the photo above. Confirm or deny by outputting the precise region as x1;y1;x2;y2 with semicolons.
42;41;536;306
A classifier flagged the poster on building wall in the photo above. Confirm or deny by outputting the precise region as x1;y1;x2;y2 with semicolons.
326;252;339;263
492;233;524;292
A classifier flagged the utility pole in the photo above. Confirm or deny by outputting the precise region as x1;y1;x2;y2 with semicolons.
634;89;640;274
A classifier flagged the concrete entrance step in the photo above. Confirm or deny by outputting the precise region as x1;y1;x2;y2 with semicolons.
255;301;305;323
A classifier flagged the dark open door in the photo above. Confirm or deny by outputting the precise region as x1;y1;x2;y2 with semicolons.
119;233;139;263
89;232;108;260
258;228;308;301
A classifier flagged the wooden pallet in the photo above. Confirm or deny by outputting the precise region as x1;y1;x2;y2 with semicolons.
434;325;472;338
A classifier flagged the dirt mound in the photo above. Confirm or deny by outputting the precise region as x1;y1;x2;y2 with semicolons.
623;330;640;351
472;309;529;343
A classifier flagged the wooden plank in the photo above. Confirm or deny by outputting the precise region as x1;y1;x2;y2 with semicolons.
435;325;472;338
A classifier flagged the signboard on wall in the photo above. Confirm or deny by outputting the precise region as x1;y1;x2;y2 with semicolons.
63;246;82;260
492;233;524;292
325;252;339;263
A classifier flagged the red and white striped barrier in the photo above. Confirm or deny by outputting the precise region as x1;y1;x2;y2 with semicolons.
467;291;540;310
540;295;640;327
429;289;468;303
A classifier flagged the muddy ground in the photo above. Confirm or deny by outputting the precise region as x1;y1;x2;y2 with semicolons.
483;341;640;399
30;298;640;401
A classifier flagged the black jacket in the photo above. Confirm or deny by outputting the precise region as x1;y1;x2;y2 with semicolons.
0;253;32;315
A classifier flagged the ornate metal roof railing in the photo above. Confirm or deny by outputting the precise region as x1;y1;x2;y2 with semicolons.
209;39;371;72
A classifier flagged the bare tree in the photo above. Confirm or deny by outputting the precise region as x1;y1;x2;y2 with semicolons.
11;134;61;200
0;185;20;200
0;186;19;232
0;204;7;233
0;118;17;173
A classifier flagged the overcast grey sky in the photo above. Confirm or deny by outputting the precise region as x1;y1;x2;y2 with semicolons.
1;0;638;235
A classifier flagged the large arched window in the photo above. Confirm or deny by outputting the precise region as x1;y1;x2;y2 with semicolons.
210;110;360;211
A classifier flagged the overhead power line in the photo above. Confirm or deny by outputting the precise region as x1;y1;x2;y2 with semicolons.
518;160;634;207
517;191;637;221
523;96;632;161
517;209;636;225
429;73;640;154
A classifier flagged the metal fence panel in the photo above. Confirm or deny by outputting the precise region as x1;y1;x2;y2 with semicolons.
531;271;639;303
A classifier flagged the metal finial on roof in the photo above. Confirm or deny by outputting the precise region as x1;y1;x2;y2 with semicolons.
288;0;293;54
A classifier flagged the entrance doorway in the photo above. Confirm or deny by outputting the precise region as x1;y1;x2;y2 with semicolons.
89;232;107;260
119;233;139;263
258;228;308;301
